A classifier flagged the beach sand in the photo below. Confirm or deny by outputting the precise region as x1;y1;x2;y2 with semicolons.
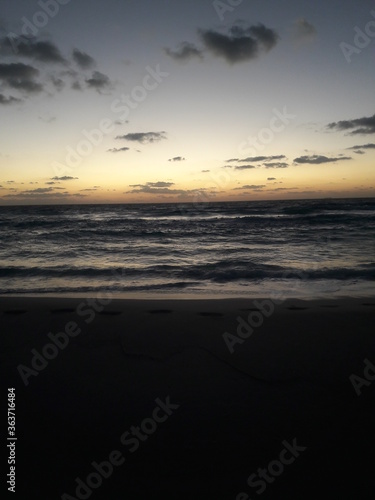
1;296;375;499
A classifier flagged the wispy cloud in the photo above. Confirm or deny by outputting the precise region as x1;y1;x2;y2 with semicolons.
294;155;352;164
347;143;375;150
127;181;205;196
238;155;286;163
85;71;112;93
0;93;21;105
293;18;317;43
116;132;167;144
0;62;43;93
107;147;130;153
233;165;256;170
165;43;203;61
327;113;375;135
1;37;66;63
263;162;289;169
51;176;78;181
233;184;266;190
168;156;185;162
72;49;95;69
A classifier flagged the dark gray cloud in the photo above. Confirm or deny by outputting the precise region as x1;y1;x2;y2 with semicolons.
23;187;55;194
0;62;42;93
347;143;375;150
245;24;279;51
225;156;287;169
51;176;78;181
234;165;256;170
116;132;167;144
1;190;85;200
150;181;174;188
0;36;113;101
233;184;266;190
71;81;82;91
327;114;375;135
85;71;111;92
267;177;276;181
263;162;289;169
239;155;286;162
72;49;95;69
270;187;298;192
199;23;278;64
127;181;204;196
0;93;21;104
168;156;185;162
1;37;66;64
107;147;130;153
294;155;352;164
165;43;203;61
50;76;64;91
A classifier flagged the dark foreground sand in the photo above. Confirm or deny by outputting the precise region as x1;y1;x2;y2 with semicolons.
1;296;375;499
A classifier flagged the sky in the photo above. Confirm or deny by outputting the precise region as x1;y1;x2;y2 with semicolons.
0;0;374;205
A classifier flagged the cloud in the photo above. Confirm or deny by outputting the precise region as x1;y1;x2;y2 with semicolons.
18;187;55;194
85;71;112;92
347;143;375;150
165;43;203;61
327;113;375;135
267;177;276;181
0;93;21;105
107;147;130;153
1;37;66;63
127;181;204;196
168;156;185;162
263;162;289;169
71;80;82;91
51;176;78;181
116;132;167;144
1;190;85;200
293;18;317;43
225;156;288;169
233;184;266;190
72;49;95;69
270;187;298;192
294;155;352;164
50;76;65;91
0;62;42;93
233;165;256;170
239;155;286;162
0;36;113;101
199;23;278;64
128;182;177;194
38;114;56;123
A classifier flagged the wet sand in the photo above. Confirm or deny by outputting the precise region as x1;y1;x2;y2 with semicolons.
1;296;375;499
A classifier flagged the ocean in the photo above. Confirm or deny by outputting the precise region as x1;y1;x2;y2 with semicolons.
0;198;374;298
